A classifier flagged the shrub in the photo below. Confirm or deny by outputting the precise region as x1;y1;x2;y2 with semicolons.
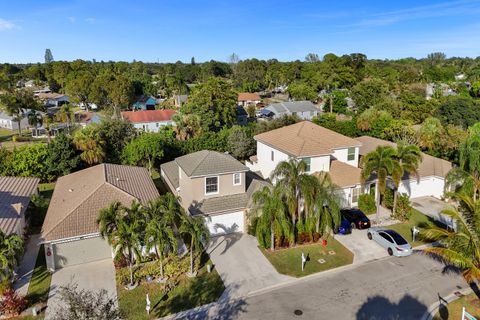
247;216;258;236
382;188;394;210
115;267;130;285
312;232;321;242
136;261;161;280
0;279;11;293
113;252;128;269
393;193;412;222
0;289;27;316
359;194;376;215
163;256;189;278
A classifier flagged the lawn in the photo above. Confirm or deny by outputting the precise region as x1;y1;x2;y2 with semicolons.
0;127;14;141
24;245;52;314
117;256;225;319
38;182;55;200
434;292;480;320
262;238;354;277
387;209;435;247
151;169;168;195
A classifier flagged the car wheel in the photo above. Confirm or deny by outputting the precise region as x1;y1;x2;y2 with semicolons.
367;232;372;240
387;248;393;256
350;223;356;230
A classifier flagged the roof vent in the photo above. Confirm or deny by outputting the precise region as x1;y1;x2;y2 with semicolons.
68;188;73;192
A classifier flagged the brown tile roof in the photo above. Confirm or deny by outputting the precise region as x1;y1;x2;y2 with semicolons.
0;177;40;235
254;121;362;157
238;93;261;102
122;109;176;124
325;160;362;188
41;164;159;242
355;136;452;178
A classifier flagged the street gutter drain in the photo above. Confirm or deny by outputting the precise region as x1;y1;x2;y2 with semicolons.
294;310;303;316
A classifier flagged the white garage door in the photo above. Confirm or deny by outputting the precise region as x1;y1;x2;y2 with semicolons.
206;211;245;235
53;237;112;268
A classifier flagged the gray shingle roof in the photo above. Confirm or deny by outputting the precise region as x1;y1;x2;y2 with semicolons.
266;101;318;114
160;161;179;189
175;150;248;177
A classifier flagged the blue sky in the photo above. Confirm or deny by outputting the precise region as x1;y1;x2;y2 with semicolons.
1;0;480;63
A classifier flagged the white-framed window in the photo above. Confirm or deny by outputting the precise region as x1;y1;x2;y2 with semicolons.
205;176;219;195
271;151;274;161
351;187;361;204
233;173;241;186
347;147;356;161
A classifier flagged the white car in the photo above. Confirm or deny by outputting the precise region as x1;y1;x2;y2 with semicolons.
367;227;412;257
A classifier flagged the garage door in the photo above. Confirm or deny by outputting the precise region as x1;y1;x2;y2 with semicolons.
53;237;112;268
205;211;245;235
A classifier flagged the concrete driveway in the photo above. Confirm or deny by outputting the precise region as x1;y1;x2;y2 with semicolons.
207;233;291;298
335;229;388;264
45;259;117;319
411;196;455;229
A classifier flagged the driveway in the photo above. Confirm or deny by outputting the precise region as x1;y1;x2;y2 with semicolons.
411;196;455;229
207;233;291;298
335;229;388;264
45;259;117;319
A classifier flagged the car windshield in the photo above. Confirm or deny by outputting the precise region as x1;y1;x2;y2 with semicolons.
385;230;408;245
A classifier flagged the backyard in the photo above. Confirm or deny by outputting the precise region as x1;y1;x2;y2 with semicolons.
262;238;354;277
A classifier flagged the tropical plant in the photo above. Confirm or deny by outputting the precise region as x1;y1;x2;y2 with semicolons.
311;172;341;235
172;112;203;140
361;145;402;222
0;289;27;316
73;125;105;165
0;230;23;281
179;215;209;276
0;89;39;135
27;111;43;129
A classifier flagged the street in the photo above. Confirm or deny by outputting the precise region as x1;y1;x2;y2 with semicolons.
182;252;465;320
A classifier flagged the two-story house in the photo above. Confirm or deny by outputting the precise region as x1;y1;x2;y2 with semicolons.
161;150;268;235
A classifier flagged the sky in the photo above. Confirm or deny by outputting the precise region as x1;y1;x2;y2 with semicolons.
0;0;480;63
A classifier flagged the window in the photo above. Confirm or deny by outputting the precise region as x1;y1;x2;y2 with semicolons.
156;123;159;128
271;151;274;162
347;147;356;161
205;176;219;195
233;173;241;186
379;232;394;243
302;158;311;172
351;187;361;204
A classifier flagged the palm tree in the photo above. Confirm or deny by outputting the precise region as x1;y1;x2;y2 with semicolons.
421;193;480;297
270;159;313;243
0;89;39;136
361;145;402;222
172;112;203;140
312;172;342;235
392;142;422;215
252;185;291;251
179;215;210;277
0;231;23;281
98;201;144;286
73;126;105;165
56;104;74;133
27;111;43;130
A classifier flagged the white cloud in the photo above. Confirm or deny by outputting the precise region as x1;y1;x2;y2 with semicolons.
85;17;95;24
0;18;15;31
68;16;76;23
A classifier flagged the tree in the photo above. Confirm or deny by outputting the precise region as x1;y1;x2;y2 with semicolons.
122;133;165;174
179;215;209;277
252;186;291;251
227;126;255;160
418;117;444;151
436;96;480;129
351;78;388;113
56;104;74;133
51;283;122;320
460;123;480;175
0;230;23;281
361;145;401;222
44;49;54;64
305;53;320;63
108;75;135;117
27;111;43;129
8;143;50;181
73;126;105;165
46;133;79;177
65;71;94;108
311;172;341;235
0;89;39;135
421;193;480;297
96;119;135;164
172;112;203;141
286;81;317;101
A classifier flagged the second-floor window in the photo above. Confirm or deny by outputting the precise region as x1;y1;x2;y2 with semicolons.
233;173;241;186
205;176;219;195
347;147;356;161
302;158;311;172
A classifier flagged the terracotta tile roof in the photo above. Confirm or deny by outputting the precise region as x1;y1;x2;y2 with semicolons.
355;136;452;178
0;177;40;235
175;150;248;177
323;160;362;188
41;164;159;242
238;93;261;102
121;109;176;124
254;121;362;157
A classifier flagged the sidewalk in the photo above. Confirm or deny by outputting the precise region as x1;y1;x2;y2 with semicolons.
14;234;41;296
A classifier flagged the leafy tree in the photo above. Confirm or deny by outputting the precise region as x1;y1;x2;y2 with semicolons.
351;78;388;112
286;81;317;101
0;230;23;281
27;111;43;129
44;49;54;64
121;133;166;174
8;144;50;181
330;90;348;114
436;96;480;128
356;108;393;138
0;89;39;135
108;75;135;116
418;117;444;151
179;215;210;276
46;133;79;177
312;113;360;137
56;104;74;133
227;126;255;160
460;123;480;175
65;71;95;107
73;125;105;165
96;119;136;163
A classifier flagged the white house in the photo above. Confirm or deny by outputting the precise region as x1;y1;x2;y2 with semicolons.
264;101;321;120
238;93;261;107
0;111;30;131
36;93;69;107
121;109;176;132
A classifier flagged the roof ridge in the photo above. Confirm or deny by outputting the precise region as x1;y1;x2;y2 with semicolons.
187;150;210;176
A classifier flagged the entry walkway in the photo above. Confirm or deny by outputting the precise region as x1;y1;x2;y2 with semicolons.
14;234;42;296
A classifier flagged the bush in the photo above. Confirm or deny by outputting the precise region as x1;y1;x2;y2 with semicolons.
113;252;128;269
359;194;376;215
136;261;161;280
393;193;412;222
163;255;189;278
382;188;394;210
0;289;27;316
115;267;130;285
247;216;258;236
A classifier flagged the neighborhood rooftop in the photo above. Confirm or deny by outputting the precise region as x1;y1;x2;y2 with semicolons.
238;92;261;101
174;150;249;177
41;163;159;241
121;109;176;123
266;101;318;113
254;121;362;157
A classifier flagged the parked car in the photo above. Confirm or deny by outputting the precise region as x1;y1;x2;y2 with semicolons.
334;217;352;235
340;208;371;229
367;227;412;257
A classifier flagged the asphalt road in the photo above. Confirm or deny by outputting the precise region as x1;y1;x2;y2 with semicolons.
195;253;465;320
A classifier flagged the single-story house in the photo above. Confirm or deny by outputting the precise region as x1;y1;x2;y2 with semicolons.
40;164;159;271
36;93;69;107
133;95;156;110
0;176;40;236
264;101;320;120
0;111;30;132
238;93;261;107
121;109;176;132
74;112;102;128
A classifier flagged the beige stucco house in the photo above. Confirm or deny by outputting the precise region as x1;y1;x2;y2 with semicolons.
161;150;268;235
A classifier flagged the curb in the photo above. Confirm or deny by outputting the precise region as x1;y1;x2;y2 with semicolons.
420;288;473;320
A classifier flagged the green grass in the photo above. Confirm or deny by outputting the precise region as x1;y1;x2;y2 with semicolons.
0;127;14;141
387;209;435;247
117;257;225;319
25;245;52;310
262;238;354;277
151;169;168;194
38;182;55;200
433;292;480;320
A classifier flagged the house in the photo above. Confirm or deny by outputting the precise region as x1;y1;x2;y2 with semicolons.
0;111;30;131
40;164;159;271
264;101;320;120
238;93;261;107
36;93;69;107
133;95;156;110
74;111;102;128
236;105;248;125
161;150;268;235
0;177;40;236
246;121;364;207
174;95;188;108
355;136;452;199
121;109;176;132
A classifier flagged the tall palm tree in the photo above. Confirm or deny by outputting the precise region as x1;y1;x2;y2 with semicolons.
270;159;312;243
172;112;203;141
252;185;291;251
0;231;23;281
56;104;74;133
421;193;480;296
361;145;402;222
312;172;342;235
73;126;105;165
392;142;422;215
179;215;210;277
27;111;43;130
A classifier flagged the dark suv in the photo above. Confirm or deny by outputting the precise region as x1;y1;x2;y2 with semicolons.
340;208;371;229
